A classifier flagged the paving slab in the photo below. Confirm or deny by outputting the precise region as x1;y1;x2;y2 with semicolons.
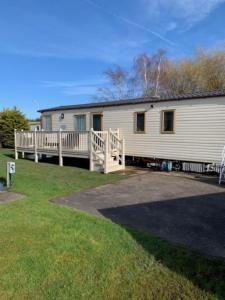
0;191;23;204
55;172;225;258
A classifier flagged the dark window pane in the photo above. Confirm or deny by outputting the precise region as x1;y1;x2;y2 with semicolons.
163;111;174;132
136;113;145;132
93;114;102;131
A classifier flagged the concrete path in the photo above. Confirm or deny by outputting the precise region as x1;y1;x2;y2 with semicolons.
0;191;23;204
55;172;225;258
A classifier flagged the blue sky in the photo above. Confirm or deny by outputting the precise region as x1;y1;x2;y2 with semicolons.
0;0;225;118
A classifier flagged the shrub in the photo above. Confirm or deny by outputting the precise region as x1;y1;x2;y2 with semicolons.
0;107;29;148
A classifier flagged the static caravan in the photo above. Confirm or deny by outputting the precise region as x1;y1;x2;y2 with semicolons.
15;90;225;173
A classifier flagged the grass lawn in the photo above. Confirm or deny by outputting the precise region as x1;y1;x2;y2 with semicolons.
0;149;225;300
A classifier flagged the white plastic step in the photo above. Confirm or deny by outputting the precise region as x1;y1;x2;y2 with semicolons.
108;160;120;167
108;164;124;172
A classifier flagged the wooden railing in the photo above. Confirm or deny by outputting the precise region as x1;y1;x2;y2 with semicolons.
15;130;89;151
15;130;35;149
61;131;89;152
89;129;108;172
89;129;125;173
15;128;125;173
91;130;107;153
15;129;90;164
36;131;58;151
109;128;125;167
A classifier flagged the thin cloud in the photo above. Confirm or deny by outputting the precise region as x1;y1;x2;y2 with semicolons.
82;0;177;46
143;0;225;31
42;79;107;96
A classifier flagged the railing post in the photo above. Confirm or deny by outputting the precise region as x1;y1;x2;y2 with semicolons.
58;128;63;166
104;132;109;174
122;138;125;169
34;129;38;163
20;129;25;158
108;128;111;154
14;129;18;160
89;128;94;171
117;128;120;138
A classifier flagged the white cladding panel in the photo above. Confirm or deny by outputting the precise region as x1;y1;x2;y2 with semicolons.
41;97;225;163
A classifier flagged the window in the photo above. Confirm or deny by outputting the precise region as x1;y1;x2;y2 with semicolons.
161;110;175;133
74;115;86;131
43;115;52;130
92;114;102;131
134;112;145;133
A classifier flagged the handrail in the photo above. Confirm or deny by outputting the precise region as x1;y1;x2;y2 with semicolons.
90;129;108;172
108;128;125;169
91;130;105;144
109;128;122;154
60;130;90;134
109;128;122;143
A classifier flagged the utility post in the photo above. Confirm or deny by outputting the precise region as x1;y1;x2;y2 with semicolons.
6;162;16;188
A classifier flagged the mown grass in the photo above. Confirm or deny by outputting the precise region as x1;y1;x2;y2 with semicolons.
0;149;225;300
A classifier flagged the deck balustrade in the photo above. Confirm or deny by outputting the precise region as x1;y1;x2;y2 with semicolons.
14;129;125;173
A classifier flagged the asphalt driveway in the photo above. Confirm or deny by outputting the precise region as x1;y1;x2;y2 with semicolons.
55;172;225;258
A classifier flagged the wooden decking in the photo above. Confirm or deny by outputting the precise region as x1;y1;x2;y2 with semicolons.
14;129;125;173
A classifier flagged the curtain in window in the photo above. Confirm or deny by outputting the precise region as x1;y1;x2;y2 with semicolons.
74;115;86;131
44;116;52;130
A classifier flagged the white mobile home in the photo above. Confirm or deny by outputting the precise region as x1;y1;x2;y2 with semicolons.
15;90;225;173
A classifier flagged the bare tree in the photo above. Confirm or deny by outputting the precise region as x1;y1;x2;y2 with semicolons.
163;48;225;94
96;47;225;101
95;65;130;101
196;48;225;91
132;53;151;96
130;49;167;97
162;60;200;94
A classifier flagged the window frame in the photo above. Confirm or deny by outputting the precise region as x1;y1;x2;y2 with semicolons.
161;109;176;134
134;111;146;134
74;114;87;131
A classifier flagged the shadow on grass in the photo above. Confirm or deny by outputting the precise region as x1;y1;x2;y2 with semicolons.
0;177;6;191
2;152;14;159
15;153;90;170
0;176;6;182
99;192;225;299
40;156;90;169
128;228;225;299
2;150;90;170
